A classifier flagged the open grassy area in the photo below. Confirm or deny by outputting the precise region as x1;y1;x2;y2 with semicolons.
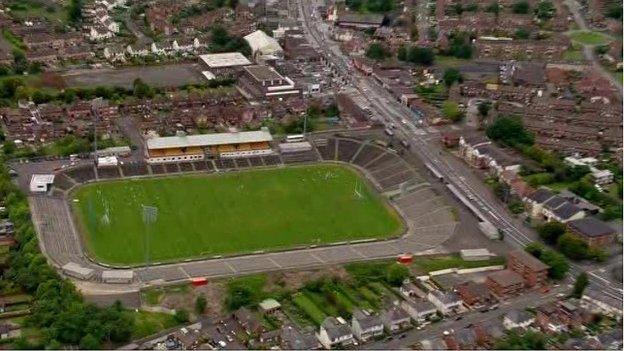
568;31;612;45
73;164;403;265
131;311;180;339
412;254;505;273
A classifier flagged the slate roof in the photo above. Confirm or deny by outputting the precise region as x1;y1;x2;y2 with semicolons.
567;217;615;237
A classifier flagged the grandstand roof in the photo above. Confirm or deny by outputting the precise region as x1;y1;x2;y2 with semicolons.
199;52;252;68
147;130;273;150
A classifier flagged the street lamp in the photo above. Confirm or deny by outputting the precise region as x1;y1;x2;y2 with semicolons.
142;205;158;267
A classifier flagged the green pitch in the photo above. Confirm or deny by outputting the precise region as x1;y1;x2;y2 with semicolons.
72;164;403;265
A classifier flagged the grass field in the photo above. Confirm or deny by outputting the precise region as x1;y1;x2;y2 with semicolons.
568;31;612;45
73;164;403;265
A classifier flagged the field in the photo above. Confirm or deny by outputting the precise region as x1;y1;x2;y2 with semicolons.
568;31;613;45
72;164;403;265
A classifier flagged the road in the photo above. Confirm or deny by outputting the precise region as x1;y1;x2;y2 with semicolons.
364;287;567;349
297;0;623;304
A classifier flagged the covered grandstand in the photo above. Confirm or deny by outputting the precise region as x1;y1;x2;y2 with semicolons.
145;129;274;163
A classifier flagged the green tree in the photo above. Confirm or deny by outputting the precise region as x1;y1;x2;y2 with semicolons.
535;0;555;20
605;4;622;19
132;78;154;99
68;0;84;24
495;330;547;349
512;0;530;13
514;28;530;39
486;116;534;148
406;46;434;65
443;68;462;87
385;263;410;286
174;309;189;324
557;233;589;260
572;272;589;298
442;101;462;122
195;294;207;315
537;221;567;245
366;43;390;60
540;249;569;279
79;334;100;350
485;1;501;14
477;101;491;118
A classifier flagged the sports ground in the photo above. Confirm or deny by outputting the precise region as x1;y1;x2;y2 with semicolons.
72;164;404;265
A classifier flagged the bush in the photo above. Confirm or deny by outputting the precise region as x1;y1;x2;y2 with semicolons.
512;0;530;13
557;233;589;260
366;43;391;60
442;101;462;122
537;221;566;245
486;116;534;148
195;294;207;315
174;309;189;324
398;45;434;65
535;0;555;20
442;68;462;87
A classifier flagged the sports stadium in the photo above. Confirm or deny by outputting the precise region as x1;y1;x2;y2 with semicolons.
27;129;458;285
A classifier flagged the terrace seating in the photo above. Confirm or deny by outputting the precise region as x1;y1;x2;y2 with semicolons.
352;145;384;167
262;155;281;166
316;138;336;161
281;150;319;164
150;164;167;174
165;163;180;173
336;139;361;162
179;162;194;172
53;173;76;191
97;167;121;179
248;156;264;167
65;166;96;184
234;158;250;168
215;158;235;169
121;162;149;177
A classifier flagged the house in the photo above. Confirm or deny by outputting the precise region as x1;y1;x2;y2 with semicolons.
566;217;616;248
542;196;585;223
400;299;437;323
427;290;463;315
474;319;505;347
317;317;354;349
281;325;320;350
591;168;614;185
453;328;478;349
503;309;535;330
259;298;281;315
536;304;568;333
381;305;411;333
233;307;265;336
507;250;549;288
420;337;448;350
455;281;492;307
525;188;556;218
486;270;524;298
399;281;426;299
351;309;383;341
458;136;521;175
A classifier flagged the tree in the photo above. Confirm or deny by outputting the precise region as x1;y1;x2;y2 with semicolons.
557;233;589;260
397;45;408;61
537;221;567;245
486;116;534;148
485;1;501;14
477;101;491;118
443;68;462;87
406;46;434;65
79;334;101;350
540;249;569;279
512;0;530;13
605;4;622;19
68;0;84;24
385;263;410;286
195;294;207;315
535;0;555;20
174;309;189;324
495;330;547;349
132;78;154;99
442;101;462;122
447;32;473;59
366;43;389;60
572;272;589;298
514;28;530;39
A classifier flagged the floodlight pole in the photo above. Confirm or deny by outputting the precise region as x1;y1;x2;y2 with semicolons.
91;98;103;165
303;113;308;136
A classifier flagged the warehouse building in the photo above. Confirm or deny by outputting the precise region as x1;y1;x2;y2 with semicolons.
145;129;273;163
243;30;283;60
236;65;300;99
198;52;252;78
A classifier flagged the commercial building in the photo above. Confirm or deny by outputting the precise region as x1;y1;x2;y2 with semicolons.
236;65;300;99
507;250;549;288
566;217;616;248
29;174;55;193
145;129;273;163
198;52;252;77
243;30;283;59
486;270;524;298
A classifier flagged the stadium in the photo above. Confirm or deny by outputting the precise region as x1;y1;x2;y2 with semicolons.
27;129;459;285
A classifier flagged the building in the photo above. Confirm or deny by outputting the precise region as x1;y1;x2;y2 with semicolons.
566;217;616;248
503;309;535;330
459;248;493;261
486;270;524;298
399;281;427;299
351;309;383;341
455;281;492;307
145;129;273;163
458;136;521;175
198;52;252;77
236;65;300;99
427;291;463;315
334;11;384;29
591;168;614;186
541;195;585;223
400;299;437;323
317;317;354;349
259;299;281;315
234;307;265;336
281;325;320;350
381;306;411;333
244;30;283;59
507;250;549;288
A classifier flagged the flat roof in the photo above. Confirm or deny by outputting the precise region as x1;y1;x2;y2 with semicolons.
31;174;55;185
460;248;492;257
147;130;273;150
244;65;285;82
199;52;251;68
102;270;134;279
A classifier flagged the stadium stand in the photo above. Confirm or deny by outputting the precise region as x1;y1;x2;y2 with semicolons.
65;165;96;183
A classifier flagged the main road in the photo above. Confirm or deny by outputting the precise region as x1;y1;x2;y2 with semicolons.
296;0;622;303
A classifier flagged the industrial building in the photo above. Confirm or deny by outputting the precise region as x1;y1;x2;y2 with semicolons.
236;65;300;99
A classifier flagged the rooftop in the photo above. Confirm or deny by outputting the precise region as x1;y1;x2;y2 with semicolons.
199;52;252;68
146;130;273;150
567;217;615;237
508;250;549;271
487;269;524;287
244;65;285;82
